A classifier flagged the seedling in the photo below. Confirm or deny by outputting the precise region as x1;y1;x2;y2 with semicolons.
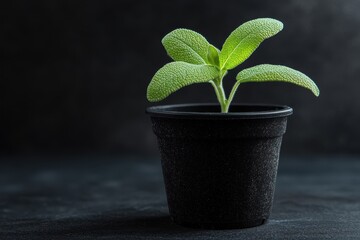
147;18;319;113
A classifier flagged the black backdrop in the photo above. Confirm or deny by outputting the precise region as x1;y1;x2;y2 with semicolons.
2;0;360;155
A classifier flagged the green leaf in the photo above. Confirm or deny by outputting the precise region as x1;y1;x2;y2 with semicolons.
219;18;283;70
236;64;320;96
162;29;210;64
147;62;219;102
207;44;220;67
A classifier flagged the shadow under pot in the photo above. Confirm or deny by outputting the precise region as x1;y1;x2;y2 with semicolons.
146;103;293;229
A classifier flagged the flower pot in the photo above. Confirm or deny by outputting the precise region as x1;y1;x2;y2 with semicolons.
146;103;293;229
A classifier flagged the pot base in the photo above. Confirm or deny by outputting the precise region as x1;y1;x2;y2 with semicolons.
172;217;268;230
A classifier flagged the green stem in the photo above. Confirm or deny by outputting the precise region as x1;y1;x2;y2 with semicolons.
218;84;227;113
212;71;240;113
224;81;241;113
210;80;223;107
211;74;227;113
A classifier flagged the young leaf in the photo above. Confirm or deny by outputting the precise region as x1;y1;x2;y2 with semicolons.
219;18;283;70
207;44;220;67
147;62;219;102
162;29;210;65
236;64;320;96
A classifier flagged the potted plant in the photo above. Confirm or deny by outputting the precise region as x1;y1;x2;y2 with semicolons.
146;18;319;229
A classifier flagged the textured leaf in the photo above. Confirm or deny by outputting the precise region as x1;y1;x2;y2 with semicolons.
220;18;283;70
236;64;320;96
147;62;219;102
207;44;220;67
162;29;210;64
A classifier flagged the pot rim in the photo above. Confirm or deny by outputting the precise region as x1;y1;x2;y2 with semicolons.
146;103;293;119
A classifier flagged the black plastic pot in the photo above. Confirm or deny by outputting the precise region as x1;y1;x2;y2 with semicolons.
146;103;293;229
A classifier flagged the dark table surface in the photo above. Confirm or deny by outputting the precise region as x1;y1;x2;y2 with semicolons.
1;155;360;239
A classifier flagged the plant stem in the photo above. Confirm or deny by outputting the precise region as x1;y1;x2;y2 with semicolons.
218;83;227;113
210;80;223;107
224;81;241;113
211;70;241;113
211;74;228;113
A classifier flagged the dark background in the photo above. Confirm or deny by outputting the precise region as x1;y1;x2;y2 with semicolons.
2;0;359;155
